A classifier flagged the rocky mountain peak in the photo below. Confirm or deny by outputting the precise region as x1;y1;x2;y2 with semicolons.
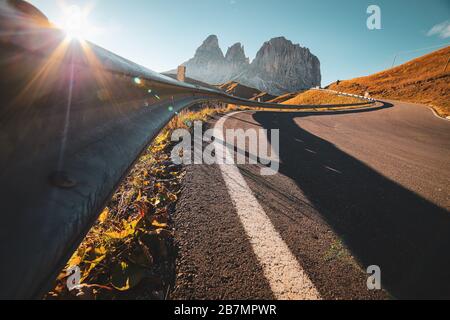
247;36;321;93
267;36;292;46
171;35;321;94
225;43;249;65
201;35;220;49
256;37;299;60
194;34;224;61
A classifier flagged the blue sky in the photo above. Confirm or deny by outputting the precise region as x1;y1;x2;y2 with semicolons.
30;0;450;86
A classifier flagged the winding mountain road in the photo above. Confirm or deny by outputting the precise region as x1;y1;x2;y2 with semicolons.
171;100;450;300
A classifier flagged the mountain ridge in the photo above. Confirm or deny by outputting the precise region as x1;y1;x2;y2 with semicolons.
166;35;321;95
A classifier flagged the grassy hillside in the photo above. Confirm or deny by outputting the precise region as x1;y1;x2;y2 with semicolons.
250;91;277;102
218;81;261;99
328;46;450;117
281;90;365;105
268;92;299;103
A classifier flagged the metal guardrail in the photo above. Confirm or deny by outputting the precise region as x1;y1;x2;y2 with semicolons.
0;1;377;299
312;87;377;103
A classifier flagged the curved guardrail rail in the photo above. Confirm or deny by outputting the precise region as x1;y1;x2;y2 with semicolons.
0;1;377;299
311;87;376;102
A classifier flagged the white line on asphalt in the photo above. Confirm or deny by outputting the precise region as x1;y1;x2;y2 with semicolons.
325;166;342;174
214;112;321;300
305;148;317;154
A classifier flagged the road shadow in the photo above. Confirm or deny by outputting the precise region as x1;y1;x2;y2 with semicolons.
253;109;450;299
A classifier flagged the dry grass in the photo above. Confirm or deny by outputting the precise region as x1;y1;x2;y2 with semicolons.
329;46;450;117
282;90;366;106
250;91;277;102
47;102;238;300
166;104;236;131
268;92;299;103
218;81;262;99
250;89;372;113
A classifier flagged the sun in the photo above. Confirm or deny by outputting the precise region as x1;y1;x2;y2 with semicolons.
62;5;91;40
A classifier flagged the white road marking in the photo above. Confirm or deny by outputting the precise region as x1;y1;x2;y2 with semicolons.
325;166;342;174
214;112;321;300
305;148;317;154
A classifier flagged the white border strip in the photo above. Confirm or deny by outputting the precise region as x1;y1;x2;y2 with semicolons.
214;112;321;300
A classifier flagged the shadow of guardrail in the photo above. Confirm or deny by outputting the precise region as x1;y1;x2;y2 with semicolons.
253;110;450;299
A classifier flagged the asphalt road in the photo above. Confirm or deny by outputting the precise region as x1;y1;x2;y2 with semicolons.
171;100;450;300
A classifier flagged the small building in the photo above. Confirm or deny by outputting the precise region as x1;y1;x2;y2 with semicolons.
177;65;186;82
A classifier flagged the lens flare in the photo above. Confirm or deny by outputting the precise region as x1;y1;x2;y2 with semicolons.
62;5;90;40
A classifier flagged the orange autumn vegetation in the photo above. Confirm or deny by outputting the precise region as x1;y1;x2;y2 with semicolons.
281;90;366;106
328;46;450;117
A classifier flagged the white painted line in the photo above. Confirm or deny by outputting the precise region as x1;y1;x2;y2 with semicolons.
305;148;317;154
214;112;321;300
325;166;342;174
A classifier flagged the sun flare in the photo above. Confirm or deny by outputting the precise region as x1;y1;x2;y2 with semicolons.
62;5;91;40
